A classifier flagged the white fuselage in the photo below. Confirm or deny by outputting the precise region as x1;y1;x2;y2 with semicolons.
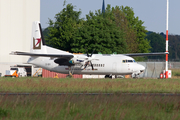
27;54;145;75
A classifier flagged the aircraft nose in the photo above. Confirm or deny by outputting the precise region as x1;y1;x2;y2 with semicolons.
139;64;145;73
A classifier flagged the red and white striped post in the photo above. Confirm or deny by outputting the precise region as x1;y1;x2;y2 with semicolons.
165;0;169;79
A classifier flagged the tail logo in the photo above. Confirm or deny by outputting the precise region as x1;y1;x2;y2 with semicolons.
33;37;41;49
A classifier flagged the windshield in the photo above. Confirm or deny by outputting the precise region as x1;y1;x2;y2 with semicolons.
122;59;135;63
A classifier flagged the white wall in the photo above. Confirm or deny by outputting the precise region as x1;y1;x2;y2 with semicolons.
0;0;40;63
0;0;40;76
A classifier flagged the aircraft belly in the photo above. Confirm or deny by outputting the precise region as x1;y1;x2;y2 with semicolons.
53;66;108;75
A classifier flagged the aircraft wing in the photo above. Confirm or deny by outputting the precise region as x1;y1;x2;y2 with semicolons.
124;52;168;57
10;51;74;58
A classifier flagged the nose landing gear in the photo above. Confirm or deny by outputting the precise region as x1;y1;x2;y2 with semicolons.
132;73;139;78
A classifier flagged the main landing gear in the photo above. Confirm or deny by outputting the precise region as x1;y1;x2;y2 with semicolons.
105;75;112;78
105;75;118;79
66;66;74;78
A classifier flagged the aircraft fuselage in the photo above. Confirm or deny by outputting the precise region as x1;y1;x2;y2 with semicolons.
28;54;145;75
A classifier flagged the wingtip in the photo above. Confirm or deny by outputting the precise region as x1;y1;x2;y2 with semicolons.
10;51;16;55
10;51;19;55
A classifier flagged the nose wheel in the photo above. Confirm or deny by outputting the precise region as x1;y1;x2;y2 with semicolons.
132;73;139;78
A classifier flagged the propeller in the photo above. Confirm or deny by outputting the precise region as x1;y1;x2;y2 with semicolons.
84;48;96;70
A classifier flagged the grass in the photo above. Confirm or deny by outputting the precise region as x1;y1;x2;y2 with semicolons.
0;94;180;120
171;68;180;77
0;77;180;119
1;77;180;93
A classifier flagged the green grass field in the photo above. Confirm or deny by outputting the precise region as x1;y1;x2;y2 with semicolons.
0;77;180;119
0;94;180;119
0;77;180;93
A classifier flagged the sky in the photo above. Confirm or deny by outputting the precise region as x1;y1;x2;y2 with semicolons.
40;0;180;35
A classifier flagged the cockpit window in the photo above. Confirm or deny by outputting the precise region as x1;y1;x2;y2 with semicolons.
127;60;133;62
122;59;135;63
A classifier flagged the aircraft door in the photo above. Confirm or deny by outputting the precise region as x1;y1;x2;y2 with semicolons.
112;62;117;73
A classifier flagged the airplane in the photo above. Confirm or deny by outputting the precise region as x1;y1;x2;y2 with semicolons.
10;21;167;78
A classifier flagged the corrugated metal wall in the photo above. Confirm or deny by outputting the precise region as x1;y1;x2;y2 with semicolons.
42;69;82;78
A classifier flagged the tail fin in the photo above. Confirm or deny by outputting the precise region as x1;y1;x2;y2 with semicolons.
10;21;73;57
30;21;47;54
30;21;71;55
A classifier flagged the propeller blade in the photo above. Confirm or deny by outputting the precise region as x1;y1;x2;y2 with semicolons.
83;61;89;70
90;49;95;57
83;48;96;70
90;61;94;70
85;47;89;57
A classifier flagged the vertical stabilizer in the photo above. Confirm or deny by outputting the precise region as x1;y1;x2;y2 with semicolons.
30;21;47;54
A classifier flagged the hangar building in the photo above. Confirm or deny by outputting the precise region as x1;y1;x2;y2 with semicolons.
0;0;40;76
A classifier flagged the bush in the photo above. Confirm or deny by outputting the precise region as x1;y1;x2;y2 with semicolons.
0;108;8;118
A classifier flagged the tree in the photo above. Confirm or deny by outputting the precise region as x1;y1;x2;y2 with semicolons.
146;32;166;59
46;3;83;51
112;6;137;53
117;6;151;53
159;32;180;60
169;35;180;60
71;9;127;54
42;28;50;45
45;3;151;55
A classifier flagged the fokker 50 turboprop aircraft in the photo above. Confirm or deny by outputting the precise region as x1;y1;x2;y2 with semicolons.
11;21;167;78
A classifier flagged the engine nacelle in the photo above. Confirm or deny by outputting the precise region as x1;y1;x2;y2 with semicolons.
69;59;85;65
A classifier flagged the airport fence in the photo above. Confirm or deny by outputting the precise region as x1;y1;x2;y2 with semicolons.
138;62;180;78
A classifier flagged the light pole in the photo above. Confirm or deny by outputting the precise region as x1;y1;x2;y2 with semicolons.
165;0;169;79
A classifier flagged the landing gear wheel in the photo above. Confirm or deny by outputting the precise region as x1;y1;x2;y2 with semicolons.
66;74;73;78
105;75;112;79
67;66;74;78
132;73;139;79
105;75;109;78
